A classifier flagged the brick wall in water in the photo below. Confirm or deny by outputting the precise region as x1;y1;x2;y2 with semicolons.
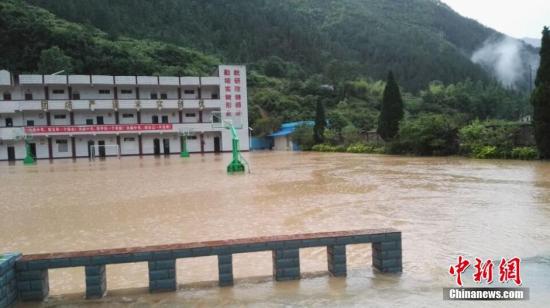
0;253;20;308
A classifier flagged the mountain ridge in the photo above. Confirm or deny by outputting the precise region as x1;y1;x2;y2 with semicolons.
24;0;525;91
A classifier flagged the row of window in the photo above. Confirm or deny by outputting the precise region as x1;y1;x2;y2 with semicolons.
3;113;199;127
2;89;217;101
52;137;198;153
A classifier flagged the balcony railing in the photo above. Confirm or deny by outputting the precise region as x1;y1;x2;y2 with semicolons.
0;99;222;112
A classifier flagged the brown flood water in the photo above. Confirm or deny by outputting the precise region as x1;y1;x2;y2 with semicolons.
1;152;550;307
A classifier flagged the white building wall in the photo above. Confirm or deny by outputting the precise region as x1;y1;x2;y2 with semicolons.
119;112;138;124
73;111;116;125
120;135;140;155
51;136;72;158
79;87;114;100
140;110;178;124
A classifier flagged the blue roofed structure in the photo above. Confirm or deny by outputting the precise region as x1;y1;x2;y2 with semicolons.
268;121;314;151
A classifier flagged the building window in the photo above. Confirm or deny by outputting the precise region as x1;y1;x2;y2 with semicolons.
160;93;168;99
25;93;33;100
161;115;169;123
122;113;134;118
26;120;35;126
150;93;158;99
183;89;195;95
52;89;65;94
86;119;94;125
124;137;136;142
72;92;80;100
211;93;219;99
53;114;67;119
185;113;196;117
56;139;68;153
121;89;133;94
99;89;110;94
3;92;11;100
187;136;197;140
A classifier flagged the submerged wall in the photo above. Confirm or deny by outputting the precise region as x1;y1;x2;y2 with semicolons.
0;253;20;308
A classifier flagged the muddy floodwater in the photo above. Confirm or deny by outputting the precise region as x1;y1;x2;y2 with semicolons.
1;152;550;307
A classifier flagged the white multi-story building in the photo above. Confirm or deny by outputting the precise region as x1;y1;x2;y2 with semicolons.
0;65;249;161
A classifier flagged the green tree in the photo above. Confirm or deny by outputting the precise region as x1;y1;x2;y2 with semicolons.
37;46;73;74
397;114;458;156
532;26;550;158
377;71;404;141
313;100;326;144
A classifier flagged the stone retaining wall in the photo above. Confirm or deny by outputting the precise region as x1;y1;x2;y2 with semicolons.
0;253;21;308
6;228;402;304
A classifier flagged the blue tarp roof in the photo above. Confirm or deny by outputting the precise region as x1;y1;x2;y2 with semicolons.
269;121;314;137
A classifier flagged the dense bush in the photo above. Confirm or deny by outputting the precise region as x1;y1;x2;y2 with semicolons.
459;120;522;158
346;143;385;154
510;147;539;160
394;114;459;155
291;125;315;150
311;144;344;152
471;145;498;159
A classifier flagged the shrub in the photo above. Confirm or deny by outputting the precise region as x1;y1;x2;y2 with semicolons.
459;120;520;158
291;125;315;150
396;113;459;155
310;144;347;152
511;147;539;160
472;145;498;159
346;143;385;154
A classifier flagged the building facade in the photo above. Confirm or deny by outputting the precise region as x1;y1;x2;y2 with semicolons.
0;65;249;161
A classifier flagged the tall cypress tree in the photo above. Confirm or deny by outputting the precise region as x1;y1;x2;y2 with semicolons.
377;71;404;141
313;100;326;144
532;26;550;159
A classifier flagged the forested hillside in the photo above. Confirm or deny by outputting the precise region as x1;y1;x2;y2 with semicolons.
0;0;217;76
0;0;533;148
26;0;501;91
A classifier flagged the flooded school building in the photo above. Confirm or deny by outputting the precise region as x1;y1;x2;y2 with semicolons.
0;65;249;161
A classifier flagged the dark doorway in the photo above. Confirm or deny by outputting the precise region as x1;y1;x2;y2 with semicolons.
214;136;221;153
5;118;13;127
7;146;15;161
96;116;104;125
29;143;37;159
153;138;161;155
152;115;159;124
87;140;95;158
161;115;169;124
98;140;106;158
163;138;170;155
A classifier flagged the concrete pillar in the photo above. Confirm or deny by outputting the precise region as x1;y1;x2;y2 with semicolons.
138;135;143;156
0;253;21;307
217;254;233;287
16;268;49;301
71;137;76;159
372;233;402;273
85;265;106;299
272;249;300;281
47;137;53;160
327;245;347;277
148;260;176;292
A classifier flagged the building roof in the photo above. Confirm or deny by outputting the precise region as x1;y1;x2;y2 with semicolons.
269;121;314;137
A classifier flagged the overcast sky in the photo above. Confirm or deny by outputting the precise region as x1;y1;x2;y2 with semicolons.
442;0;549;38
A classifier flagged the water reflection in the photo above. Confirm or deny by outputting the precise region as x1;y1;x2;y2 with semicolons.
2;152;549;306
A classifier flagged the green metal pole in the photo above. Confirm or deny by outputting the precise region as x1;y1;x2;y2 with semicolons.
226;124;245;174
